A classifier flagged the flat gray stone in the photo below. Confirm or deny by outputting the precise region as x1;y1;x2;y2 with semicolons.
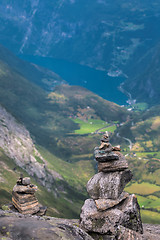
13;184;38;194
87;170;132;200
95;192;129;211
98;152;128;172
94;149;119;162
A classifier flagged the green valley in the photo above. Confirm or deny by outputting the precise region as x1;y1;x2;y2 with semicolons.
0;43;160;224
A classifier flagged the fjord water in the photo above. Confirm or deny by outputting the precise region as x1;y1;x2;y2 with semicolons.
19;55;128;105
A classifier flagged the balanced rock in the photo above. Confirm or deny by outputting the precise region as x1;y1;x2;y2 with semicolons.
95;191;129;211
98;152;128;172
80;195;143;235
13;184;38;194
87;170;132;200
119;194;143;234
80;198;122;235
12;192;39;215
12;176;40;215
112;145;121;151
22;177;31;186
80;132;143;239
94;148;119;162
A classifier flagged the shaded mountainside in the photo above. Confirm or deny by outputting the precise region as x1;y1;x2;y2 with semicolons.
1;0;160;104
123;43;160;105
0;0;160;74
0;104;87;218
0;43;65;91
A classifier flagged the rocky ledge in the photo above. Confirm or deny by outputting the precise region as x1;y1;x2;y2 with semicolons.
0;210;160;240
0;210;92;240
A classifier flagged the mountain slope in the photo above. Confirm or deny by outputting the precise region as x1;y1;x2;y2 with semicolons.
0;43;130;218
0;104;87;218
0;0;160;73
1;1;160;104
0;43;129;158
1;0;160;106
0;43;159;223
123;43;160;105
0;44;65;91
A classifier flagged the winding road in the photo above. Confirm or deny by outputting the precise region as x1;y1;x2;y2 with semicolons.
94;124;114;134
116;133;133;150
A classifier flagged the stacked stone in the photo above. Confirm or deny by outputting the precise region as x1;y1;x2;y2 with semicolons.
80;132;143;239
12;175;40;215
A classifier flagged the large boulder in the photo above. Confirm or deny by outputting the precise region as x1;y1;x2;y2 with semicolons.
119;194;143;234
0;210;93;240
87;170;132;200
80;195;143;235
80;199;122;235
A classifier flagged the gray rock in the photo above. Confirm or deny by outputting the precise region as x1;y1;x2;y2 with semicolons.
94;148;119;162
87;170;132;200
119;194;143;234
95;192;129;211
0;210;93;240
80;199;122;235
143;224;160;240
22;177;31;186
90;226;144;240
98;152;128;172
98;142;112;152
116;225;143;240
13;184;38;194
90;227;144;240
80;195;143;235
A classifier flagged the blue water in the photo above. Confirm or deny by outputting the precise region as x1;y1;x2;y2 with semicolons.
19;55;128;105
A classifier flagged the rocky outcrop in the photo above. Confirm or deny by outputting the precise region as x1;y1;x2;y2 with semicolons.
80;132;143;239
0;210;93;240
0;105;63;192
0;210;159;240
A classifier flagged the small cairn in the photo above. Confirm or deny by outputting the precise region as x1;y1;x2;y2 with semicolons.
80;132;143;238
12;174;40;215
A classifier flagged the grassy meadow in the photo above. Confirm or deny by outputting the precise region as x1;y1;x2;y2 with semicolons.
73;118;117;135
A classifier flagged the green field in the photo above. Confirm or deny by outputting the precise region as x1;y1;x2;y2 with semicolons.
125;182;160;195
137;195;160;211
73;118;116;135
132;102;148;111
135;151;160;159
141;210;160;224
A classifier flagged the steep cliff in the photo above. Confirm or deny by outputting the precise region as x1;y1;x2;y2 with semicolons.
0;104;63;189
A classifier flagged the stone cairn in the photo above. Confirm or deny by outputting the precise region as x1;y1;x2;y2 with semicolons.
12;174;40;215
80;132;143;239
